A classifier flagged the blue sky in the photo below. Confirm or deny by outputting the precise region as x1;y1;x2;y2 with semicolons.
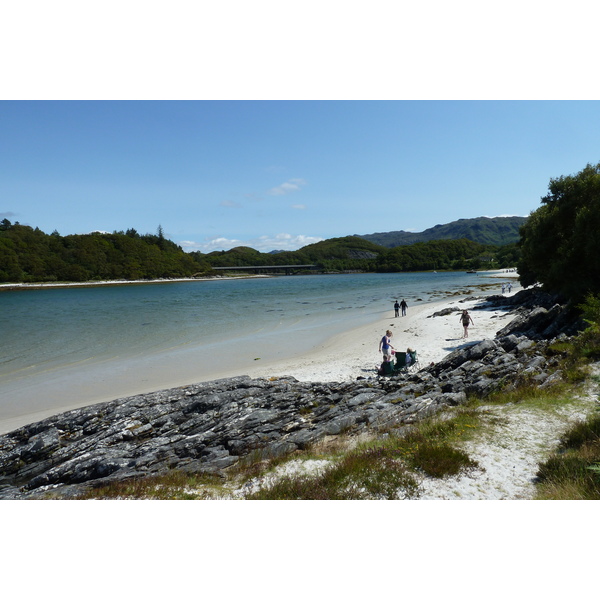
2;2;599;254
2;100;599;253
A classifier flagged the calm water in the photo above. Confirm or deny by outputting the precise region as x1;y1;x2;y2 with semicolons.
0;271;498;380
0;271;503;430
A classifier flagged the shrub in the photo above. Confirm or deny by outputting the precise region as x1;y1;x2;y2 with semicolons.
535;414;600;500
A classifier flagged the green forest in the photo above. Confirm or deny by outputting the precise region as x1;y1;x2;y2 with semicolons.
0;222;207;282
518;162;600;301
0;217;519;284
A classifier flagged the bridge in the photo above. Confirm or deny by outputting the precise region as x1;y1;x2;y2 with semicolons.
212;264;318;275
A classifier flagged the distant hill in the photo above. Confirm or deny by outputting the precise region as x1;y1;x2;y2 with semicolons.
358;216;527;248
0;216;523;284
199;235;497;273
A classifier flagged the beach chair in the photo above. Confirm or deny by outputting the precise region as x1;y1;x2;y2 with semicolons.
407;350;420;371
394;352;408;371
395;350;419;373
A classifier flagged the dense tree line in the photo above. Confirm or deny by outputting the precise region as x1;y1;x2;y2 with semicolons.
0;221;213;282
374;238;492;272
199;236;516;274
190;236;382;272
0;220;519;284
518;162;600;301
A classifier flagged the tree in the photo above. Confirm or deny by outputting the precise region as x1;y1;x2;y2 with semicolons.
157;224;166;250
518;162;600;300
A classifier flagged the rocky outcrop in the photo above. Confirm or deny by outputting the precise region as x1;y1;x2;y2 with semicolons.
0;289;583;499
0;375;456;499
479;288;584;339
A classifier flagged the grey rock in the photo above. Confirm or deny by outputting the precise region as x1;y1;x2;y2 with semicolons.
430;307;461;317
324;415;357;435
516;339;535;354
440;392;468;406
347;391;379;407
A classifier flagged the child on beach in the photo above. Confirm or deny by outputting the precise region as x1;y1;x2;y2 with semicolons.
379;330;394;356
377;354;394;376
460;310;474;338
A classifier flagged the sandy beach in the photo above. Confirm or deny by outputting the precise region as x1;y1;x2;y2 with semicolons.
0;271;521;435
244;289;520;382
0;274;270;291
244;270;522;382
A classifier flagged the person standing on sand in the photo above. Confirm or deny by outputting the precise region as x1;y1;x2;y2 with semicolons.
379;330;395;356
460;310;474;338
400;299;408;316
394;300;400;317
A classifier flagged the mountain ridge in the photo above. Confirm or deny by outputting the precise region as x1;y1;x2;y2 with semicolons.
357;216;527;247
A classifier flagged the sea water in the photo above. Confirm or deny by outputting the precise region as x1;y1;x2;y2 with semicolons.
0;271;502;430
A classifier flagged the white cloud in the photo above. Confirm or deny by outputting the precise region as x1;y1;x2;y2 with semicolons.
254;233;323;251
268;178;307;196
291;204;306;210
483;214;527;218
180;232;323;254
180;236;242;252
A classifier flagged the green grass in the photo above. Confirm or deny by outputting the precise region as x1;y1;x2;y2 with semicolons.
535;413;600;500
487;381;574;408
245;405;482;500
75;470;225;500
387;413;480;478
534;299;600;501
247;448;420;500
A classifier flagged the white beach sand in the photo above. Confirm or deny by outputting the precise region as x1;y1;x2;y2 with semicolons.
244;287;520;382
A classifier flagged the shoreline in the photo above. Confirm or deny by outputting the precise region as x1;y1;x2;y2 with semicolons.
0;267;520;291
244;286;521;382
0;272;522;435
0;274;272;291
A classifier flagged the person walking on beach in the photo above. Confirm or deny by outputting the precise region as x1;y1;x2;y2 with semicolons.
460;310;474;338
400;299;408;316
501;283;506;294
508;282;512;293
379;330;395;356
394;300;400;318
